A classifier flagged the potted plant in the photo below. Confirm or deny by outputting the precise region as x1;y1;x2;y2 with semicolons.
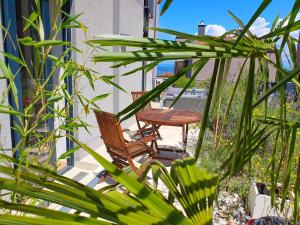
248;182;293;219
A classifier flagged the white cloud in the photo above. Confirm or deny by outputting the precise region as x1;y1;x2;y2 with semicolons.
274;13;300;39
290;14;300;39
205;24;226;37
249;17;271;37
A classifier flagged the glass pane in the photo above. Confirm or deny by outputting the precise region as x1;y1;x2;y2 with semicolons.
16;0;51;164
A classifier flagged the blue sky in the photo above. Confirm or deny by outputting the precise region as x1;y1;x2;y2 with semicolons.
157;1;297;67
159;1;295;39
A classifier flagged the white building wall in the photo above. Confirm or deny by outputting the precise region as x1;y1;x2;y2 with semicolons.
0;3;12;202
146;1;159;91
0;75;11;151
0;1;160;162
72;1;114;161
118;0;144;123
72;0;157;161
0;3;12;151
195;53;277;82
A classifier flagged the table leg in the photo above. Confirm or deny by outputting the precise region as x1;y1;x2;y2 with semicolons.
152;123;187;161
182;124;188;151
151;123;159;154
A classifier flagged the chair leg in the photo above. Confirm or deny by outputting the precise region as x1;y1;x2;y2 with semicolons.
136;120;145;138
155;127;162;140
109;153;128;169
127;156;138;171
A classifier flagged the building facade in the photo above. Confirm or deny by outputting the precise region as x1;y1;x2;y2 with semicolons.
0;0;159;167
174;22;276;82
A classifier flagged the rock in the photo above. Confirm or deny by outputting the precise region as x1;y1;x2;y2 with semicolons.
213;191;250;225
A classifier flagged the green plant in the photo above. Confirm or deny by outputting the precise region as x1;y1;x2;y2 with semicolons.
0;0;119;169
1;0;300;223
88;0;300;221
0;2;220;224
0;142;218;225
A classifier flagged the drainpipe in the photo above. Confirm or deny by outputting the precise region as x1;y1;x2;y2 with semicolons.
142;0;150;91
113;0;120;113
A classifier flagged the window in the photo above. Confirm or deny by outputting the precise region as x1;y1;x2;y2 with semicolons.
2;0;74;168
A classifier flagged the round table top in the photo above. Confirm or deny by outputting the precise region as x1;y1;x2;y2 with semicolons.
137;109;202;126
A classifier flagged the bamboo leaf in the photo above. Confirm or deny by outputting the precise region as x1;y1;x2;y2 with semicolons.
90;93;110;104
100;76;127;93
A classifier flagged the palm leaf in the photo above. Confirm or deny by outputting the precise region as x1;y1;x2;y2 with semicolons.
142;158;218;225
234;0;272;47
170;59;209;108
194;59;219;160
279;0;300;52
160;0;174;15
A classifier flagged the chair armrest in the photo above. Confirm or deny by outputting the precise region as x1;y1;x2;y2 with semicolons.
126;136;156;148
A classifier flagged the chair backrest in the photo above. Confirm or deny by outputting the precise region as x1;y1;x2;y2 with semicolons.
94;111;126;153
131;91;152;112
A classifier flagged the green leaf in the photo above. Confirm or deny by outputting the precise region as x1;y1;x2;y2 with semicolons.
253;65;300;108
18;37;70;48
93;50;247;63
90;93;110;103
228;10;253;38
0;106;24;116
23;11;39;32
0;200;110;225
294;157;300;224
262;19;300;39
279;0;300;53
68;136;194;225
280;126;297;211
160;0;174;16
194;59;220;160
100;76;127;93
89;35;247;55
18;36;35;45
116;60;197;122
170;59;209;108
0;214;106;225
59;146;80;159
34;40;71;48
0;51;26;67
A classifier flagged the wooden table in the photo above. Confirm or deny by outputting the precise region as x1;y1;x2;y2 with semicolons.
137;109;201;153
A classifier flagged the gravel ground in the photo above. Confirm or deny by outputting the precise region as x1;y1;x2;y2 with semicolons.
214;191;251;225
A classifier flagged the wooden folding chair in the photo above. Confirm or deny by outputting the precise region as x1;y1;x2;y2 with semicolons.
94;110;156;170
131;91;162;139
